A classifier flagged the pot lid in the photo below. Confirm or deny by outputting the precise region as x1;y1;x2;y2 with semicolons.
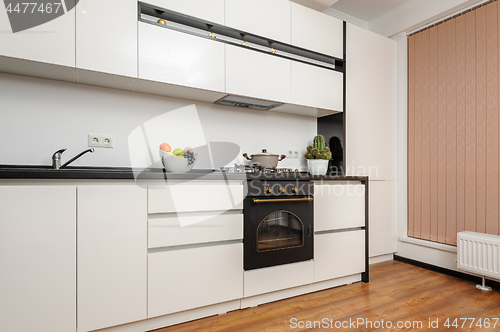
251;149;278;157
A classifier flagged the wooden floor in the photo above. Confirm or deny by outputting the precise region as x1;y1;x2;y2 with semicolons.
154;261;500;332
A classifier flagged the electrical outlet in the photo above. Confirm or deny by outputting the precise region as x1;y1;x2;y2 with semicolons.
88;134;101;148
286;149;300;159
88;134;114;148
101;135;114;148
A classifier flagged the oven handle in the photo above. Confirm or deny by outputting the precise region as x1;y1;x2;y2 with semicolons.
252;197;313;203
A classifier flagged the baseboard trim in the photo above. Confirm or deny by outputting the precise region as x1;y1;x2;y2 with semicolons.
369;253;393;265
394;255;500;291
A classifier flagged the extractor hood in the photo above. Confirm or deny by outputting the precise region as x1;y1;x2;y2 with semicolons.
214;95;284;111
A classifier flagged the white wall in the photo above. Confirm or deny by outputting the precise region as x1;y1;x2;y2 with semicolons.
0;73;316;169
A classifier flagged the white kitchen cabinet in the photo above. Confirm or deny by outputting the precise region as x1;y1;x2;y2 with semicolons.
369;181;397;257
148;243;243;317
149;213;243;248
0;3;75;67
314;182;365;232
148;181;244;214
77;185;147;332
76;0;137;78
0;186;76;332
244;260;314;298
291;2;343;59
143;0;225;25
225;0;291;43
226;45;291;103
345;23;397;181
139;22;225;93
291;62;343;111
314;230;365;282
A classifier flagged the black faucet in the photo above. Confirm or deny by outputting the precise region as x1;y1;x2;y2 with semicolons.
52;148;95;169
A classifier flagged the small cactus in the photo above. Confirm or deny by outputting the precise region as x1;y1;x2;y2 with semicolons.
304;135;332;160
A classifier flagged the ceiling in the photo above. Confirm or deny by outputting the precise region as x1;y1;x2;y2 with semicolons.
328;0;414;24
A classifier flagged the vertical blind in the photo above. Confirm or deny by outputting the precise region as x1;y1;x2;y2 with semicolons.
408;0;500;245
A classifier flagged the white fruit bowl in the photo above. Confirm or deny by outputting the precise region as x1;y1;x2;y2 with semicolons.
159;150;196;173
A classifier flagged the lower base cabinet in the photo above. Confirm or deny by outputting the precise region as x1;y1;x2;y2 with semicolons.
314;230;365;282
148;243;243;318
77;185;147;332
0;186;76;332
244;260;314;298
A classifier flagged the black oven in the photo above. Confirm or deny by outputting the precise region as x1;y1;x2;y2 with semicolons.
244;180;313;270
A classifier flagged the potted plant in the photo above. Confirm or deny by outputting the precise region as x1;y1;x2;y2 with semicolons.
305;135;331;175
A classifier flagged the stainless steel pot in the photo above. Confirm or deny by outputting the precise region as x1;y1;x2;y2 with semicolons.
242;149;286;168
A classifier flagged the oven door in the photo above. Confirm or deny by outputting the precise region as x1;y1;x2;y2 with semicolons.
244;196;313;271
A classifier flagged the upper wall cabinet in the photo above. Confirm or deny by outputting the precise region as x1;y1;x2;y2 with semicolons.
143;0;225;25
76;0;137;78
0;3;75;67
345;23;397;181
291;62;343;111
291;3;343;59
138;22;225;93
225;0;291;44
226;45;291;104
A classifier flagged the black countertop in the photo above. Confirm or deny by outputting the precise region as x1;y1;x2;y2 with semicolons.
0;165;368;182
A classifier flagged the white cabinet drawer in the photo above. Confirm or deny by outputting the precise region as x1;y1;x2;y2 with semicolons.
149;213;243;248
225;45;291;103
314;183;365;231
225;0;291;44
291;3;343;59
314;231;365;282
143;0;225;25
139;22;225;92
291;62;343;111
148;243;243;317
244;260;314;297
148;181;243;213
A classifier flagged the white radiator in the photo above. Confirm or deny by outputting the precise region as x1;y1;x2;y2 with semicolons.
457;231;500;281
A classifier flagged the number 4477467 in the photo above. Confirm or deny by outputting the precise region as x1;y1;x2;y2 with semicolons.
5;2;62;14
444;318;499;329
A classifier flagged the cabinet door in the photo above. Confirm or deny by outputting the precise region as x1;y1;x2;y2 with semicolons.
76;0;137;77
148;243;243;317
77;185;147;332
139;22;225;93
314;182;365;232
0;3;75;67
291;62;343;111
226;45;291;103
369;181;397;257
314;230;365;282
291;3;343;59
143;0;225;24
345;23;397;181
0;186;76;332
225;0;291;43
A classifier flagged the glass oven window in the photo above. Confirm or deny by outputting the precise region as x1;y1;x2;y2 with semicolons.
257;210;303;252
